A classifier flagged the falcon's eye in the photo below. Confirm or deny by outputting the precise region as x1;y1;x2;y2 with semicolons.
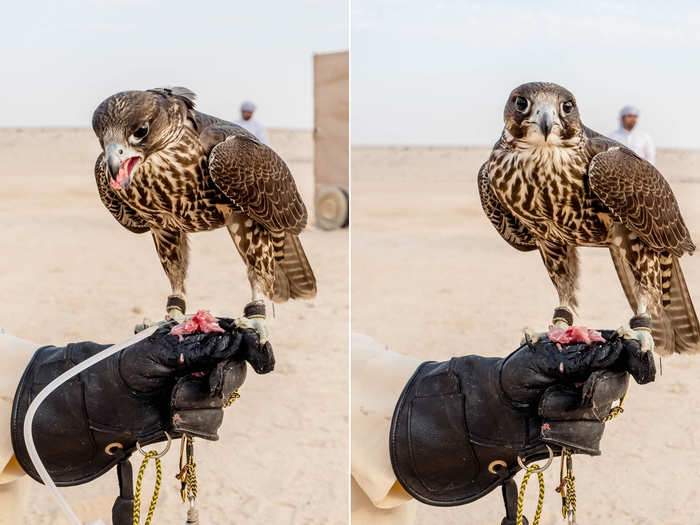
131;123;149;142
513;96;529;113
561;101;574;115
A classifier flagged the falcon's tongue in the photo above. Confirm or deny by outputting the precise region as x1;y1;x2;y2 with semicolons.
109;157;139;190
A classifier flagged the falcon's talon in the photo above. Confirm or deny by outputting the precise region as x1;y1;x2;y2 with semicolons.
520;327;550;345
134;317;171;334
521;327;539;345
235;316;270;345
166;308;186;324
621;326;655;354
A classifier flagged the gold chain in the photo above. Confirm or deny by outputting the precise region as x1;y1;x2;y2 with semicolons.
177;435;199;503
602;405;624;422
133;451;162;525
557;449;577;523
223;389;241;408
603;375;630;422
516;464;545;525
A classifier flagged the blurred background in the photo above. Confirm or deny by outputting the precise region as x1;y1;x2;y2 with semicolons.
1;0;345;130
352;0;700;149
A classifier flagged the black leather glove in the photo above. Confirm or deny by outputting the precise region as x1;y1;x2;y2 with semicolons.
390;330;655;509
11;318;274;487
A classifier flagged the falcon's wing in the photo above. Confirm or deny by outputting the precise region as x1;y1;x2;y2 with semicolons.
477;161;537;252
206;130;307;234
587;137;694;257
94;154;150;234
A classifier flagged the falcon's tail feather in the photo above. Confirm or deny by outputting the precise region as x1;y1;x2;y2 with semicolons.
271;233;317;303
660;256;700;354
609;247;700;354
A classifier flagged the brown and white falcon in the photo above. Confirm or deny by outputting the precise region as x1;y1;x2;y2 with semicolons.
478;81;699;354
92;87;316;338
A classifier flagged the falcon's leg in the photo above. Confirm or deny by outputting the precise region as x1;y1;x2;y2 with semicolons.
539;241;579;328
225;216;274;344
620;233;661;353
522;242;579;343
152;228;189;323
235;281;270;344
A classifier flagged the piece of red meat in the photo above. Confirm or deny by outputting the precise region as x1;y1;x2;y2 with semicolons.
170;310;225;341
547;325;606;345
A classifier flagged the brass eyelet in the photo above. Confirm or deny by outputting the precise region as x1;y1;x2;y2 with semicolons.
488;460;507;474
105;442;124;456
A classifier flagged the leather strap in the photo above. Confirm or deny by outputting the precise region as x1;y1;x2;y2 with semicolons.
630;314;652;330
552;307;574;326
167;295;186;314
501;478;528;525
244;301;266;318
112;459;134;525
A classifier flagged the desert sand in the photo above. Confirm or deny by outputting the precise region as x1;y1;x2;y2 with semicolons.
352;145;700;525
0;128;348;524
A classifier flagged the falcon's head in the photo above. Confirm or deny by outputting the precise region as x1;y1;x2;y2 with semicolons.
502;82;583;147
92;87;196;190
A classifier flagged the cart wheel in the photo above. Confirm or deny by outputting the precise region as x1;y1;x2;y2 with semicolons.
315;186;349;230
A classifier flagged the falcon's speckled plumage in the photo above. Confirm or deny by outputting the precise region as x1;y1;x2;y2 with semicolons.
92;87;316;319
478;82;698;354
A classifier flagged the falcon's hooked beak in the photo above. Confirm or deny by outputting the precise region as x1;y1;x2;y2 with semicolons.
533;103;557;141
104;142;142;191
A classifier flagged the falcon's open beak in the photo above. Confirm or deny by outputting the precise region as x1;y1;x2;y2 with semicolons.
105;143;122;180
533;103;557;141
104;142;141;190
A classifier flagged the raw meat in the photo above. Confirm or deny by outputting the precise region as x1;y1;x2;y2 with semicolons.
547;325;606;345
170;310;225;341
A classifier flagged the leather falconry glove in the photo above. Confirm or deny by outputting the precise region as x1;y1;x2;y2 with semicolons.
11;318;274;487
390;330;655;513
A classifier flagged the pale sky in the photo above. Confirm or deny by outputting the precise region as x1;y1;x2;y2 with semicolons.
0;0;347;128
352;0;700;149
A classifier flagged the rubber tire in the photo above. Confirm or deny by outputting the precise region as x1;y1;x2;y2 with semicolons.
315;185;349;230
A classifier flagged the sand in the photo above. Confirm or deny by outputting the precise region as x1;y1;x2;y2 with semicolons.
0;128;348;524
352;146;700;525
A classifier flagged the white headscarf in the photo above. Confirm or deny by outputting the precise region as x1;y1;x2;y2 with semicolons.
240;101;257;112
619;105;640;119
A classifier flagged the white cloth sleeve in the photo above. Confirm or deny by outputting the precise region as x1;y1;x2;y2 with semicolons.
258;125;270;146
644;135;656;166
0;331;39;485
351;333;419;509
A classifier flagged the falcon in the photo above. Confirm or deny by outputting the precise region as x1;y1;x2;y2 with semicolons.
92;87;316;338
478;81;699;354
